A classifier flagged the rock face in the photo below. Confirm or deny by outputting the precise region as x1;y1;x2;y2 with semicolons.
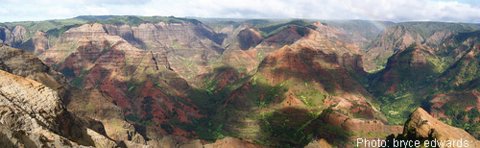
369;29;480;136
401;108;479;148
43;21;225;84
427;32;480;138
0;25;28;47
237;28;263;50
364;22;480;71
370;44;439;95
40;22;204;142
32;31;49;54
3;17;480;147
0;70;117;147
0;45;67;97
216;23;388;147
102;21;225;83
0;45;148;147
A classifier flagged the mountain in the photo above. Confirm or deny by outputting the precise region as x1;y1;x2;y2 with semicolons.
0;44;264;147
0;44;66;95
0;45;118;147
205;21;405;147
364;22;480;71
385;108;480;148
367;27;480;138
427;31;480;138
39;22;207;142
1;16;479;147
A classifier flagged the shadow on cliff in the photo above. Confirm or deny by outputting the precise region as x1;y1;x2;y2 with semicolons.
183;65;354;146
259;107;351;147
180;66;290;141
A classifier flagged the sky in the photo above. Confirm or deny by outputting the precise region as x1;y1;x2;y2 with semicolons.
0;0;479;23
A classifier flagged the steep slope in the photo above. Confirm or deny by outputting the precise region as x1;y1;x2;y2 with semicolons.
319;20;392;47
0;45;66;96
427;32;480;138
369;29;480;138
386;108;479;148
218;20;374;74
103;22;225;83
219;24;263;73
2;16;226;85
369;44;442;124
364;22;480;71
207;24;400;147
38;23;206;143
220;20;315;74
0;69;117;147
237;27;263;50
5;16;480;147
0;45;152;146
0;44;258;147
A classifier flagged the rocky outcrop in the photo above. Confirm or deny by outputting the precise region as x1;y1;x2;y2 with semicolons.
304;139;333;148
5;17;480;147
401;108;480;148
32;31;49;54
368;30;480;130
0;45;67;97
0;70;117;147
1;44;150;146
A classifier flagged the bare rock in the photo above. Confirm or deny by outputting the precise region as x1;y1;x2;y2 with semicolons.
403;108;480;148
0;70;117;147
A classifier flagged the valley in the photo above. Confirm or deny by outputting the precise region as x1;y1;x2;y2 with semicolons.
0;15;479;147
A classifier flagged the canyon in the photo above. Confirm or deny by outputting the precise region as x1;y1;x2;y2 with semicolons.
0;16;479;147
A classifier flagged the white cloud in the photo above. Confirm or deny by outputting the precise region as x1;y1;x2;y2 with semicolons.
0;0;479;22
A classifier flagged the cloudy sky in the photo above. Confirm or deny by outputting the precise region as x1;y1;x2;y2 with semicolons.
0;0;479;23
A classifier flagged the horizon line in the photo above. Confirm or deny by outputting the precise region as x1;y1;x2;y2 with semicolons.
1;15;479;24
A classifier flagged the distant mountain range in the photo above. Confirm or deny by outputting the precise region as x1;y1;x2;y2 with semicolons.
0;15;479;147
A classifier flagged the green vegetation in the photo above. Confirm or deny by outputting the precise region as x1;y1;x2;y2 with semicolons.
61;68;88;88
295;88;326;107
426;56;450;74
125;114;141;123
441;103;480;138
396;22;480;39
377;93;418;124
259;108;351;147
258;20;317;37
259;108;317;147
249;75;288;108
369;45;446;124
189;118;226;140
142;97;154;121
71;76;84;88
46;24;82;37
74;15;200;26
0;15;203;46
2;18;87;39
449;58;480;85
